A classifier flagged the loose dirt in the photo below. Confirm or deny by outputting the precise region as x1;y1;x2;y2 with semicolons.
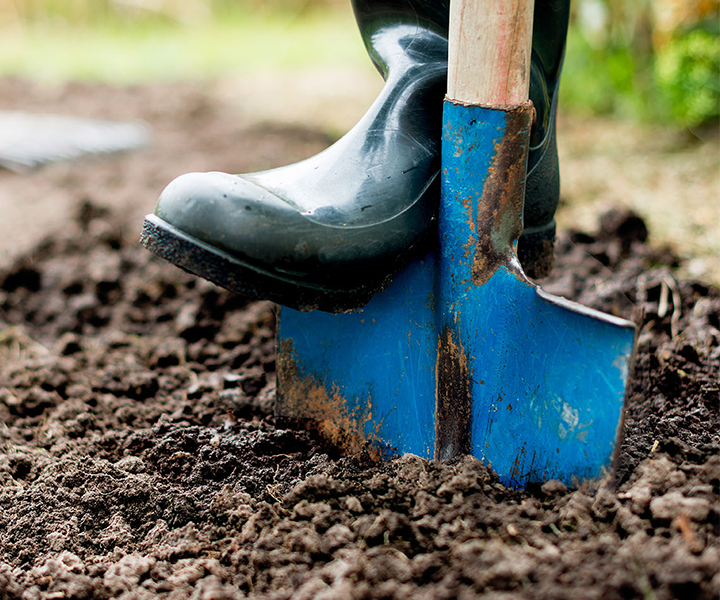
0;78;718;600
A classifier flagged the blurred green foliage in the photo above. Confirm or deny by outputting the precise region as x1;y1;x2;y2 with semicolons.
561;29;642;119
655;29;720;127
562;0;719;128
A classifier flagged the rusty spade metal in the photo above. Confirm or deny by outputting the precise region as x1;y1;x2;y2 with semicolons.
276;0;636;489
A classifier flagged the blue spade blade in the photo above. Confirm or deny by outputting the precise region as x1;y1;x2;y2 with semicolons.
275;100;636;489
436;99;636;487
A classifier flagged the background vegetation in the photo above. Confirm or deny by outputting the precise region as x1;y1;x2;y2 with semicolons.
0;0;718;128
565;0;719;127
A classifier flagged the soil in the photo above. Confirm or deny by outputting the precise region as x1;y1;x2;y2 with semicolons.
0;78;718;600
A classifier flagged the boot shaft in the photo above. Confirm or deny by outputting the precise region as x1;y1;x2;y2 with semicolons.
351;0;570;117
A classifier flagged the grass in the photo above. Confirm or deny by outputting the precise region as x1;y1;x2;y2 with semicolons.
0;8;368;83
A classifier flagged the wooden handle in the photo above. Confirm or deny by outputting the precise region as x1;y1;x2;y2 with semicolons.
447;0;535;106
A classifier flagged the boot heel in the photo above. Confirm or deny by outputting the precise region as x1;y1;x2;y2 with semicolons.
518;221;556;279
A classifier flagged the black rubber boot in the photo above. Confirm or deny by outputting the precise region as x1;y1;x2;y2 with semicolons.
141;0;570;312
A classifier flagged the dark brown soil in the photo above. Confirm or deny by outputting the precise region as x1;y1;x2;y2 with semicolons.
0;79;718;600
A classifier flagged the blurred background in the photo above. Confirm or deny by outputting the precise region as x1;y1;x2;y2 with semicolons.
0;0;718;280
1;0;717;128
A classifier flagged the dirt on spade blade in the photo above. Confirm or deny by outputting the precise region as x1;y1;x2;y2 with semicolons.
0;79;718;600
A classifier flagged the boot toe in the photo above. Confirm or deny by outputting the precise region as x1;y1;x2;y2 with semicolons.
155;171;304;268
152;171;412;288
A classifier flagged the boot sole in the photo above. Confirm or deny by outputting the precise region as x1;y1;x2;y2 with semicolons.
142;214;555;311
141;214;383;313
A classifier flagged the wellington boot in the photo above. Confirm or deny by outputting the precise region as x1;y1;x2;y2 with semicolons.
142;0;570;312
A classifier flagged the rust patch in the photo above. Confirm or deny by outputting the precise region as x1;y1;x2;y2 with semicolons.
461;194;477;259
276;338;378;458
472;102;533;285
509;442;528;481
435;326;472;460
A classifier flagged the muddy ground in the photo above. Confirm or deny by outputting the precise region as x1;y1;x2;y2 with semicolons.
0;79;718;599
